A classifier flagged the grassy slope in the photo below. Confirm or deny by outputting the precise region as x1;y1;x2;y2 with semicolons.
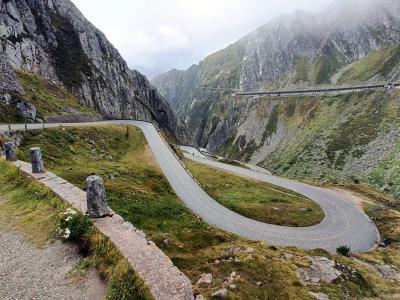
0;71;94;123
293;56;310;83
0;160;152;299
218;89;400;201
184;159;324;227
10;125;400;299
17;70;94;116
338;46;400;83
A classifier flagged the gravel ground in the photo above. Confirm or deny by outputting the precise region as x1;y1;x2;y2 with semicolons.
0;228;106;300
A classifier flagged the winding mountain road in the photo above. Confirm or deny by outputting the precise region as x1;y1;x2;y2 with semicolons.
0;121;379;252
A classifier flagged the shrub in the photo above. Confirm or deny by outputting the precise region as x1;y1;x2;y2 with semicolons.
3;164;25;185
336;245;351;256
27;181;53;200
59;208;93;242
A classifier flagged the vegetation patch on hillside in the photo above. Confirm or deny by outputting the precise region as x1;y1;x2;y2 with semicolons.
313;41;346;84
17;70;94;117
293;56;310;83
184;158;324;227
338;46;400;83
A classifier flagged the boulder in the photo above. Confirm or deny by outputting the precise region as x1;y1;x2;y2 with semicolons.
309;292;330;300
224;271;238;286
211;288;228;298
16;101;37;121
297;256;343;284
196;273;213;287
1;93;11;105
374;265;400;281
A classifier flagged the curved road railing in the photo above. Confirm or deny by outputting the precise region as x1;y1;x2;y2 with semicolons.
0;121;379;252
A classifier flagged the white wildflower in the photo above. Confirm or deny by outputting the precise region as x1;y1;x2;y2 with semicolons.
63;228;71;239
65;216;72;222
63;208;77;216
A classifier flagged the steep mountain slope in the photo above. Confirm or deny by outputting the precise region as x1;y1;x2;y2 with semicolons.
0;0;184;140
153;0;400;200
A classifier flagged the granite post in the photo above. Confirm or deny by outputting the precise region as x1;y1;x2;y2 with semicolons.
30;147;45;173
86;175;109;218
5;142;17;162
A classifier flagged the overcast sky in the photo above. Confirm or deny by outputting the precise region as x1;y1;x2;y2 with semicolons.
71;0;337;78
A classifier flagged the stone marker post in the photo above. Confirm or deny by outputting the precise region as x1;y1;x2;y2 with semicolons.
86;175;109;218
5;142;17;162
30;147;45;173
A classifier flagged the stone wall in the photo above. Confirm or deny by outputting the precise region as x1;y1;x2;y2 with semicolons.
11;159;194;300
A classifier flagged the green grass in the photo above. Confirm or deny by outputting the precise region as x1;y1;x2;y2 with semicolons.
0;160;152;299
312;41;346;84
17;70;94;117
0;70;95;124
9;125;400;299
0;101;23;124
293;56;310;83
185;159;324;227
368;138;400;201
0;161;68;246
338;46;400;83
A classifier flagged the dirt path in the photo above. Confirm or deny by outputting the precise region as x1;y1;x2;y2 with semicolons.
0;228;106;300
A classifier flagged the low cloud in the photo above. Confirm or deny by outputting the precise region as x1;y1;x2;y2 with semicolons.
72;0;339;78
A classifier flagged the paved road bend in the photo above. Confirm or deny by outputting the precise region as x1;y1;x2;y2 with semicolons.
0;121;379;252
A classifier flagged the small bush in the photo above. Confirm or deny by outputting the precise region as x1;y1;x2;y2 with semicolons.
3;164;25;185
27;182;54;200
59;208;93;242
336;245;351;256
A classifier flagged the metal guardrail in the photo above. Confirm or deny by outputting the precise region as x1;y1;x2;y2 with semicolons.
235;83;399;97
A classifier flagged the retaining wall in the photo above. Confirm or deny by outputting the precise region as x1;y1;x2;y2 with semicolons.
10;159;194;300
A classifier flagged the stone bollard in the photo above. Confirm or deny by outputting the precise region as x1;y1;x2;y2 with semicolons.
30;147;45;173
5;142;17;162
86;175;109;218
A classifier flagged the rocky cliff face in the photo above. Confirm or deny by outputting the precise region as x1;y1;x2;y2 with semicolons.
153;0;400;200
0;0;185;140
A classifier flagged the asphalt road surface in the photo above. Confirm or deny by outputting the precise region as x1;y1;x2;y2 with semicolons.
0;121;379;252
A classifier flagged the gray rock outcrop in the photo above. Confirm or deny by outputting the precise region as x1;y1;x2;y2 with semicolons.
86;175;109;218
1;93;11;105
1;0;186;142
16;101;37;121
0;54;25;96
